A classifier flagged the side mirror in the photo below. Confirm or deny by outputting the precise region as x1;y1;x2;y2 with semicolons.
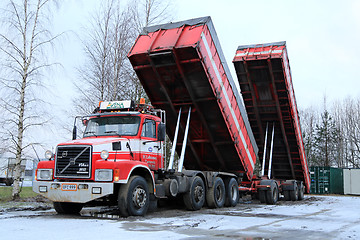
157;123;166;141
72;125;77;140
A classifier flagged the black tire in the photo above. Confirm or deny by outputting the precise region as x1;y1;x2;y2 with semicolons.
5;179;13;186
266;180;279;205
224;178;239;207
118;175;150;217
148;199;158;212
259;190;266;203
53;202;83;214
290;181;299;201
283;190;291;201
298;182;305;200
206;177;226;208
183;176;205;211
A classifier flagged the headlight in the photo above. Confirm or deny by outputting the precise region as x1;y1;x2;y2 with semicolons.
100;150;109;160
95;169;113;182
37;169;53;181
45;150;53;160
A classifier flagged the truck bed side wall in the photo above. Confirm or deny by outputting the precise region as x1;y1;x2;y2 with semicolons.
233;42;310;192
128;17;258;181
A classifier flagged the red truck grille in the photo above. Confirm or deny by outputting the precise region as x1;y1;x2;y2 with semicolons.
54;145;92;179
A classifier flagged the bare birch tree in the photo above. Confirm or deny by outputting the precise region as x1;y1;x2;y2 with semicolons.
74;0;138;114
334;97;360;168
74;0;174;115
131;0;174;32
0;0;60;199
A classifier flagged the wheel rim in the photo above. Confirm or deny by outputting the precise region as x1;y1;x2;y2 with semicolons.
215;185;224;202
132;186;147;209
194;185;204;203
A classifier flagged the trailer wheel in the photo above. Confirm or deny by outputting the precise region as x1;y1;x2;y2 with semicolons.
118;175;150;217
298;182;305;200
183;176;205;211
259;190;266;203
283;190;291;201
224;178;239;207
206;177;226;208
266;180;279;205
53;202;83;214
290;181;299;201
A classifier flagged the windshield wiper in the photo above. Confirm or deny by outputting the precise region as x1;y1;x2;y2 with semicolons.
104;131;121;136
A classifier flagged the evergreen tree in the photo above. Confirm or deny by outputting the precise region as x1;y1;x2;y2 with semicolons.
313;110;339;166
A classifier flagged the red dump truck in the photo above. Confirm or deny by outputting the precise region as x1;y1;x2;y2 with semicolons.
33;17;258;216
33;17;309;215
233;42;311;203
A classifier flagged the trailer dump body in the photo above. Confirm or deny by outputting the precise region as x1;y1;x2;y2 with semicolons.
233;42;310;191
128;17;258;181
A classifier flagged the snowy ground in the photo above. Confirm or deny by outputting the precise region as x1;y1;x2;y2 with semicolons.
0;195;359;240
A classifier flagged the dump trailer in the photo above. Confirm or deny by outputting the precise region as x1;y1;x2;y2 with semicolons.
128;16;258;181
233;42;311;202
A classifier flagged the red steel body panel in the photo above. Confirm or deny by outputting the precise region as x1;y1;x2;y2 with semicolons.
233;42;310;192
128;17;258;181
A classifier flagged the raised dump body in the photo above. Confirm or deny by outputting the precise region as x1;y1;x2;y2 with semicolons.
233;42;310;192
128;16;258;181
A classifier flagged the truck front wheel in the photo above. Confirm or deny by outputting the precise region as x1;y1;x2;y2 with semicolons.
183;176;205;211
53;202;83;214
118;175;150;217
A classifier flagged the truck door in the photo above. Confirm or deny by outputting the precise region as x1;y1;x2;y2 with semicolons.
140;119;162;170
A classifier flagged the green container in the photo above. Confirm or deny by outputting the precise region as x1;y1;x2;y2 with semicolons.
310;166;344;194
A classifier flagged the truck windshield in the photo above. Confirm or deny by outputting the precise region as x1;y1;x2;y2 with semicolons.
83;116;140;137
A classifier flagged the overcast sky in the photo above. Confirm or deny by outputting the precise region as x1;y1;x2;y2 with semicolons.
52;0;360;111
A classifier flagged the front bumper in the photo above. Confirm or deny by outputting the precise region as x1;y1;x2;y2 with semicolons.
33;181;114;203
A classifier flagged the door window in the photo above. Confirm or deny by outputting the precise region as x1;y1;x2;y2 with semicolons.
141;119;156;139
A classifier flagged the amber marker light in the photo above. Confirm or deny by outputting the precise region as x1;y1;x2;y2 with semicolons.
114;169;120;181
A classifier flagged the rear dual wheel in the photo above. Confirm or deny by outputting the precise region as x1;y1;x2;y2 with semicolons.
266;180;279;204
185;176;239;210
298;182;305;200
283;190;291;201
284;181;304;201
259;180;279;205
183;176;206;211
206;177;226;208
290;182;299;201
224;178;239;207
